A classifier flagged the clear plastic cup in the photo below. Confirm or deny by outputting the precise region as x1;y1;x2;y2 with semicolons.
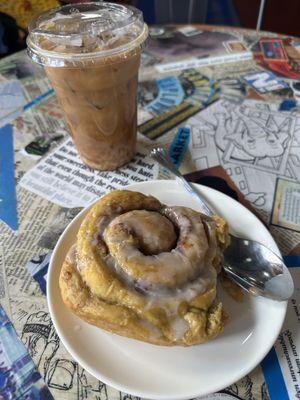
27;2;148;170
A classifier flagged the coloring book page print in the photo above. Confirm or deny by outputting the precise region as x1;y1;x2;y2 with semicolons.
188;99;300;176
186;99;300;253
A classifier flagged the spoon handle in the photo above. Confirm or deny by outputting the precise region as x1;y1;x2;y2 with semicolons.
150;147;214;217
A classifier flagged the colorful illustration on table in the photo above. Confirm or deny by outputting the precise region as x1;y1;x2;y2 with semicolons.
145;26;249;64
224;41;248;53
184;98;300;237
20;310;118;399
138;69;219;139
184;165;266;213
0;124;18;231
23;253;267;400
251;37;300;79
138;76;185;116
138;69;268;140
241;71;289;94
169;127;191;168
189;99;300;176
216;101;291;161
0;305;53;399
218;77;247;103
271;178;300;232
26;253;52;294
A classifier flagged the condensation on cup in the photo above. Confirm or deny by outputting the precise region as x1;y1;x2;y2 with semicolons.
27;2;148;170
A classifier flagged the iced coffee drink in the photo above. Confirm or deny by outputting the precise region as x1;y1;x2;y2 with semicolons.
27;2;148;170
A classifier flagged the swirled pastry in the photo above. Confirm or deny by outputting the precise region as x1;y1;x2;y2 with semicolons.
59;190;229;346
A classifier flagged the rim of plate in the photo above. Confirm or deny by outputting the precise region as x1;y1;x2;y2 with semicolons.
47;179;287;400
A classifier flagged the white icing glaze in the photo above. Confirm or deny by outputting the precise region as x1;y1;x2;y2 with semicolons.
76;204;223;342
104;206;212;287
125;210;175;253
104;210;176;254
170;317;189;340
105;250;216;314
144;266;216;313
92;214;115;246
138;319;162;339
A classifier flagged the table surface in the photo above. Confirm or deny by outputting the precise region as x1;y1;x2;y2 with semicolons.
0;24;300;400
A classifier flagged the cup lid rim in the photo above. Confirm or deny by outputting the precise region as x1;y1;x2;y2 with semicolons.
27;1;148;64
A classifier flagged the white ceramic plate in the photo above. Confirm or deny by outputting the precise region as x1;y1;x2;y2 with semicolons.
47;180;287;400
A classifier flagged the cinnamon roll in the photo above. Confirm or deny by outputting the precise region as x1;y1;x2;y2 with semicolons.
59;190;229;346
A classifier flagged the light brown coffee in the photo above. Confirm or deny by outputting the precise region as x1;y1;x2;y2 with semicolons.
45;50;140;170
27;2;148;170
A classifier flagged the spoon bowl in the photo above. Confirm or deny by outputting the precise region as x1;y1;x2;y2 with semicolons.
150;147;294;301
224;235;294;300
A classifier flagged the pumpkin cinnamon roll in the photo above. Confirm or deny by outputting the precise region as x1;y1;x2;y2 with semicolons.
59;190;229;346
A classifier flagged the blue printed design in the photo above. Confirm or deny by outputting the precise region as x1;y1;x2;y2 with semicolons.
261;347;289;400
0;80;25;128
242;71;288;94
260;257;300;400
26;253;52;295
145;76;185;114
0;85;55;232
0;124;18;230
168;127;190;169
0;305;53;399
283;255;300;268
24;89;54;111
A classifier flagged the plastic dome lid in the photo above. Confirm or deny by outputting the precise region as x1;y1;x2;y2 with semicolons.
27;2;148;67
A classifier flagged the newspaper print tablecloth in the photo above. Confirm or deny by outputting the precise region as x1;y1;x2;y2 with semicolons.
1;25;300;399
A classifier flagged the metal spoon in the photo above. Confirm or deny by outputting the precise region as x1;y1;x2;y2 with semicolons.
150;147;294;301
